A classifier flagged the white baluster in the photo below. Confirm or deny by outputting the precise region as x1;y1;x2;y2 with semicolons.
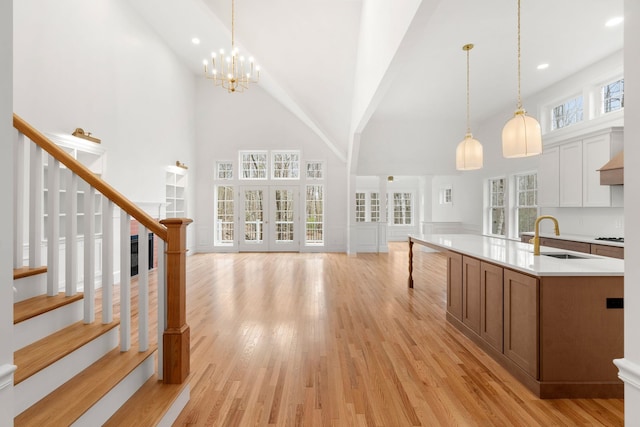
46;156;60;296
138;225;149;352
157;239;166;380
102;199;114;324
13;131;25;268
29;143;43;268
120;210;131;351
83;185;96;323
65;171;78;296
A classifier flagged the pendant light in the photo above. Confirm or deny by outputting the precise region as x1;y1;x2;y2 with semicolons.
456;44;483;171
502;0;542;158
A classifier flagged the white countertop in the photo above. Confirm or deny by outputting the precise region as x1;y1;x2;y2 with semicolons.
410;234;624;277
520;232;624;248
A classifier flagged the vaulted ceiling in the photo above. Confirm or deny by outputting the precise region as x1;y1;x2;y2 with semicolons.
129;0;624;175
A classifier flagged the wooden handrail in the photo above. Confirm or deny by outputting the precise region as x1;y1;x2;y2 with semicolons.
13;113;167;241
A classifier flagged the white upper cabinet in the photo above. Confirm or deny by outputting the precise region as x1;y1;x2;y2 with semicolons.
537;127;623;208
538;146;560;207
559;141;583;207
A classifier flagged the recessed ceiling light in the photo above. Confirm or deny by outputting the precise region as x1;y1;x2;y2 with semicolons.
537;63;549;70
191;37;201;45
605;17;624;27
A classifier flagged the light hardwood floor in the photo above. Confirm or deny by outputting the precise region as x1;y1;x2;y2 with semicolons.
172;242;623;426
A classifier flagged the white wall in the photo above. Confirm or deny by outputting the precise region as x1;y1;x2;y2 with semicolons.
194;79;348;252
0;0;14;422
13;0;198;251
622;0;640;421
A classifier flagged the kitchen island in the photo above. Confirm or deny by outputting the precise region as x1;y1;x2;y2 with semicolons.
408;233;624;398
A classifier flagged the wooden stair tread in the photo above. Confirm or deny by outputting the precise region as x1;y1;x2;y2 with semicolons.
13;266;47;280
14;317;120;385
104;373;189;426
14;346;157;426
14;292;83;324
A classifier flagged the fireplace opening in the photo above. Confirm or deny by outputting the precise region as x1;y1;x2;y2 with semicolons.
131;233;154;276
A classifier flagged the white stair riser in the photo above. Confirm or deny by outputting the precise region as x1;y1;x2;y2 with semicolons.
157;384;191;427
72;354;155;427
13;274;46;303
14;300;83;351
14;327;119;416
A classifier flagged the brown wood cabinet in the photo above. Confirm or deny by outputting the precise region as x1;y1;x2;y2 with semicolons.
521;234;624;259
539;237;591;253
480;262;503;353
503;269;539;379
446;252;463;321
591;243;624;259
462;256;481;335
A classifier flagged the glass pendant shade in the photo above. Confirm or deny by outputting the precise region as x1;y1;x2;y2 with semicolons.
456;133;483;170
502;109;542;158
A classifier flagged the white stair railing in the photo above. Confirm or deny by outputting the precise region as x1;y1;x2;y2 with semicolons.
13;113;190;384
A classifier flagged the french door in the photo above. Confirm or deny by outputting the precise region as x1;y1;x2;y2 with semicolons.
239;186;299;252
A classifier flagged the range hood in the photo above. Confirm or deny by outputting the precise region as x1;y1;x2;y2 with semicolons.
598;150;624;185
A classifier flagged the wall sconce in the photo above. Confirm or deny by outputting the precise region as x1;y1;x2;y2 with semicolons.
71;128;101;143
176;161;188;170
387;176;394;182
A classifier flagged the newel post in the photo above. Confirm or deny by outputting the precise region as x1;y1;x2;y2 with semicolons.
159;218;192;384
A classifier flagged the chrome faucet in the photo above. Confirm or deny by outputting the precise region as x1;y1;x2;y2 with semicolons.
530;215;560;256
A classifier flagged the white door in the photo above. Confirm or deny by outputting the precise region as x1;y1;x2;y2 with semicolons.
239;186;300;252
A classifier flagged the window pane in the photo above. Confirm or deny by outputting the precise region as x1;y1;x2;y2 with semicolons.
306;185;324;244
216;185;234;244
552;96;583;130
603;78;624;113
273;152;300;179
306;161;323;179
241;153;267;179
491;208;505;235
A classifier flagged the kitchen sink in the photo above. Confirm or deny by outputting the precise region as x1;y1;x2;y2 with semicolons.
541;252;590;260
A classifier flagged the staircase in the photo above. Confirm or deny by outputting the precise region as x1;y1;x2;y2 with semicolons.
10;115;192;425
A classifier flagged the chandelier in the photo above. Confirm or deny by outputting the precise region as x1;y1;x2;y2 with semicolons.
456;43;483;171
203;0;260;93
502;0;542;158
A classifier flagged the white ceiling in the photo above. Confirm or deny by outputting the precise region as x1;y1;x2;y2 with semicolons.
129;0;624;175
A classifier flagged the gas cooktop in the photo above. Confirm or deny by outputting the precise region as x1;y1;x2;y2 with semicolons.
595;237;624;243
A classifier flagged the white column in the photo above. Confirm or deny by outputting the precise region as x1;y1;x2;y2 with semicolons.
120;210;131;351
28;143;43;267
65;172;78;296
13;131;25;268
616;0;640;423
138;225;149;352
46;157;60;296
102;199;114;324
83;185;96;323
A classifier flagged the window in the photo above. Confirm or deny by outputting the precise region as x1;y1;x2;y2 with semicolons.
272;151;300;179
217;161;233;180
392;193;412;225
515;173;538;237
306;161;324;179
305;185;324;245
551;96;583;130
215;186;234;244
370;193;380;222
439;186;452;205
355;192;366;222
603;78;624;113
240;152;268;179
489;178;506;236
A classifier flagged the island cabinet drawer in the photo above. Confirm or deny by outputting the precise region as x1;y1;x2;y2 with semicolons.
591;244;624;259
504;269;539;379
539;238;591;254
446;252;463;321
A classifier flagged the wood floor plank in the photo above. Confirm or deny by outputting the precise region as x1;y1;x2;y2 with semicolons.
172;243;624;426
